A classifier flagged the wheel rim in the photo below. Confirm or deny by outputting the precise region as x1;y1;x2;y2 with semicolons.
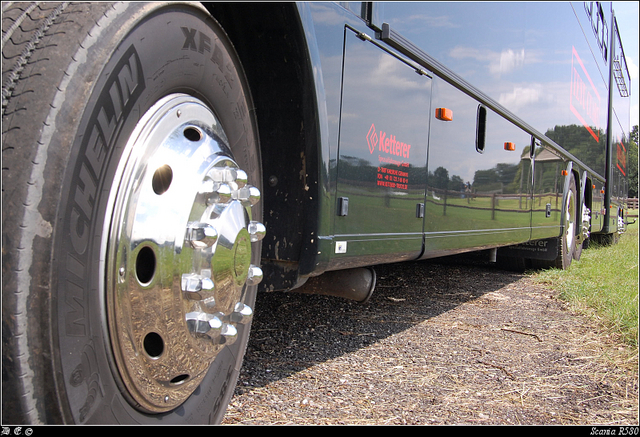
580;203;591;241
103;94;264;413
564;188;575;255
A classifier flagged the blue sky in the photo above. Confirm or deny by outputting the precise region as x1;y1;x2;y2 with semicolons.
613;1;639;129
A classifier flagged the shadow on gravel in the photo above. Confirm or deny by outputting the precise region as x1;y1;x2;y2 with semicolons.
237;254;524;390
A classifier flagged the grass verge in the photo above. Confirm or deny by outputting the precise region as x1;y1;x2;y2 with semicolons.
533;218;639;349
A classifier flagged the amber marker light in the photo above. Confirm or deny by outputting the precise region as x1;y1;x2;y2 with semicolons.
561;170;569;176
435;108;453;121
504;142;515;151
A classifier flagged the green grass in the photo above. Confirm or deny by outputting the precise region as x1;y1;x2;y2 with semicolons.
534;217;639;348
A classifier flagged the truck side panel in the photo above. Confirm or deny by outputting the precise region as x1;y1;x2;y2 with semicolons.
332;26;431;269
210;1;631;282
303;2;629;273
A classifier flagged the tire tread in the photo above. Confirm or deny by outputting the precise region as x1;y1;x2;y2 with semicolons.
1;2;115;424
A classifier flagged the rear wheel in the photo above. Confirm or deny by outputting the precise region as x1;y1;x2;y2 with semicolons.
559;176;578;268
2;2;263;424
573;199;591;261
531;176;577;270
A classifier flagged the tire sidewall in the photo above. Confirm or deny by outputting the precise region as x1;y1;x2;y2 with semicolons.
49;4;259;424
560;177;577;269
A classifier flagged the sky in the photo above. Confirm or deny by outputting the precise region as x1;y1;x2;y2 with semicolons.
613;1;639;131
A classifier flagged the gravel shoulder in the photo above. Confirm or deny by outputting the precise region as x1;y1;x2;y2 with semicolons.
222;257;639;425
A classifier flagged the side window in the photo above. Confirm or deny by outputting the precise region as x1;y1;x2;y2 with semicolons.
590;2;600;36
584;2;608;61
584;1;593;19
337;2;366;20
612;22;630;97
598;4;608;61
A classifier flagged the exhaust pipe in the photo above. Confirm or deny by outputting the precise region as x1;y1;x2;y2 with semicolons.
294;267;376;303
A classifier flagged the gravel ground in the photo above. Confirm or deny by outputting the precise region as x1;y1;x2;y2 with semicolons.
222;256;639;425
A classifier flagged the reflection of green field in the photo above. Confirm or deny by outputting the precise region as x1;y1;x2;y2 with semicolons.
334;189;424;262
335;190;563;233
335;189;424;237
423;193;564;251
425;195;531;232
425;203;524;252
333;189;563;256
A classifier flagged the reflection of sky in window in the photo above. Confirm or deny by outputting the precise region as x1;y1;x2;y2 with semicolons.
339;30;431;164
382;2;617;137
307;1;636;190
611;1;638;128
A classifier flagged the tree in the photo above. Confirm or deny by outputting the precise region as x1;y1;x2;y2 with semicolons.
431;166;449;190
449;174;465;192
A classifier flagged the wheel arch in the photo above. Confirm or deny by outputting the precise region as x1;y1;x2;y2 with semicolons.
205;3;322;292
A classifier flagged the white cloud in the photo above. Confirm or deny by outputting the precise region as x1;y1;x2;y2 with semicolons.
498;85;542;111
406;14;459;29
449;46;494;63
449;46;531;77
490;48;526;76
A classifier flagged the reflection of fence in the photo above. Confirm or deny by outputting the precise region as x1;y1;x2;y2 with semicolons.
627;198;638;210
428;187;561;219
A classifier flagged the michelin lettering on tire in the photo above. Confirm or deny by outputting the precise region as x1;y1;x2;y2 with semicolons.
68;45;145;259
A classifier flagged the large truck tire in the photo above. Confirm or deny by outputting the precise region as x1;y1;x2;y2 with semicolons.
2;2;263;424
531;176;578;270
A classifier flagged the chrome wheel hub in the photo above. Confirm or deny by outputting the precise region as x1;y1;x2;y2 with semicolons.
564;189;575;253
104;94;264;413
578;203;591;243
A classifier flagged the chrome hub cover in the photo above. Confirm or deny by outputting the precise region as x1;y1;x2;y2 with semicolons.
103;94;264;413
564;188;576;253
579;204;591;243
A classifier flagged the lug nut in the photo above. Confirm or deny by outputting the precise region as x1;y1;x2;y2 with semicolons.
207;166;239;184
235;185;261;205
221;323;237;338
206;167;224;183
208;315;222;331
186;312;223;335
248;221;266;242
223;167;237;183
218;323;238;345
246;265;263;286
248;186;261;205
182;273;202;292
187;223;218;248
216;184;232;204
186;312;213;334
230;302;253;324
234;169;248;188
181;273;214;300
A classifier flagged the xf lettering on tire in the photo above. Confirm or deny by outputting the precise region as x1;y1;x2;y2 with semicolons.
181;26;235;94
